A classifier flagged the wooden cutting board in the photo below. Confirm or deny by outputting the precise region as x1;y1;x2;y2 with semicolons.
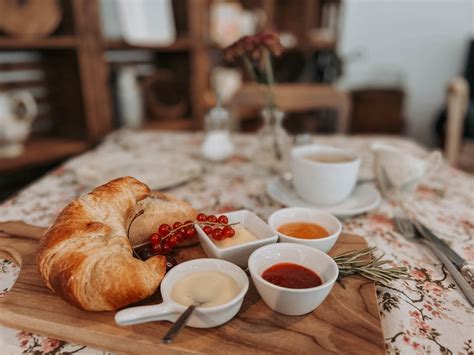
0;233;385;354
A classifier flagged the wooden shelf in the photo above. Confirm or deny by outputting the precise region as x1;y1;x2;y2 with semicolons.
104;37;191;51
0;138;89;173
143;119;194;130
0;36;78;49
307;37;336;50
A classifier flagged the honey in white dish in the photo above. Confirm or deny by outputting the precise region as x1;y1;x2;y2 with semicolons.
171;271;240;308
213;226;258;248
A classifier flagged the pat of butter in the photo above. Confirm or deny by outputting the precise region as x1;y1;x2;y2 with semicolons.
213;226;258;248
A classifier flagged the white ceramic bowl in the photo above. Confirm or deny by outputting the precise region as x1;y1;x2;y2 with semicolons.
115;258;249;328
249;243;338;315
268;207;342;253
196;210;278;267
291;144;360;205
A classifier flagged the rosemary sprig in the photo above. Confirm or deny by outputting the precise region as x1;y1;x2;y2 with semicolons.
333;247;408;285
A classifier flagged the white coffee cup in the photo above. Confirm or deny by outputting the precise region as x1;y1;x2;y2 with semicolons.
291;145;360;205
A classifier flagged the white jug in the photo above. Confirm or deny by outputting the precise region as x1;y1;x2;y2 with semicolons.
0;91;37;158
372;143;442;198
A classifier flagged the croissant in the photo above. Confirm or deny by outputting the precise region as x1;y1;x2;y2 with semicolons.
37;176;167;311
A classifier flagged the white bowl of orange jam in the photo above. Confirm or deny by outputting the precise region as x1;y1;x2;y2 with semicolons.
268;207;342;253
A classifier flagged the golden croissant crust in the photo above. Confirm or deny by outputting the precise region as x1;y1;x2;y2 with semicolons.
37;176;167;311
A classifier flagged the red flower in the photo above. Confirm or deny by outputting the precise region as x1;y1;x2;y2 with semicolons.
16;331;32;348
369;213;393;226
223;32;284;62
410;268;426;281
41;338;61;353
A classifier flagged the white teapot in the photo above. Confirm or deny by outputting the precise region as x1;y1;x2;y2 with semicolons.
0;91;37;158
372;142;442;198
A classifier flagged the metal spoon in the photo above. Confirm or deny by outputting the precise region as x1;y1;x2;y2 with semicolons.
162;302;203;344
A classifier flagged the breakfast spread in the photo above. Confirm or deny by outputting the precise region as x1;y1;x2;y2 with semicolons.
262;262;323;289
31;173;405;340
277;222;330;239
36;177;168;311
212;226;258;248
171;271;240;308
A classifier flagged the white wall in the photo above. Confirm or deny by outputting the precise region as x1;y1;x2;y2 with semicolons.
337;0;474;146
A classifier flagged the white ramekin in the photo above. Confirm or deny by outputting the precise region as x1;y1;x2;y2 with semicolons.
248;243;339;315
268;207;342;253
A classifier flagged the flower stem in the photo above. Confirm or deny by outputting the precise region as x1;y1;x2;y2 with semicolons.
242;55;258;82
262;48;275;109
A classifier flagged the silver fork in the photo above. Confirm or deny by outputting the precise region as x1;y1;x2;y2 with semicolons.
394;213;474;306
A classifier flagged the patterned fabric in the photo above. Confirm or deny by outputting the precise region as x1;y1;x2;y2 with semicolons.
0;130;473;355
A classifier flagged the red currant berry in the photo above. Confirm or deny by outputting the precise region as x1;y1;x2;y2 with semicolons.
183;220;193;227
152;243;163;254
223;226;235;238
217;215;228;224
185;227;196;239
150;233;161;245
161;243;172;254
207;215;217;223
173;222;182;229
175;230;184;241
158;224;171;237
168;235;179;248
197;213;207;222
203;225;212;235
212;228;223;240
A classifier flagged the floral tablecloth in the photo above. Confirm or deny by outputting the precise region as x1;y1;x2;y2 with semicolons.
0;130;473;355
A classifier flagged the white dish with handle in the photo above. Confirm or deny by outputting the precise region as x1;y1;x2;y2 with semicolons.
115;258;249;328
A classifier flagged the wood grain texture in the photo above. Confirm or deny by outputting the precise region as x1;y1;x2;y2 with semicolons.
0;233;385;354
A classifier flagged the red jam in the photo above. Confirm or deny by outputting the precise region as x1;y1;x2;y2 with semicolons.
261;262;323;289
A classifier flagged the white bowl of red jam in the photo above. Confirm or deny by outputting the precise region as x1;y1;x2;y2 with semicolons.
248;243;339;315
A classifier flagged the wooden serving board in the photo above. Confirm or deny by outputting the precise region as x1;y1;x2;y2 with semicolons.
0;233;385;354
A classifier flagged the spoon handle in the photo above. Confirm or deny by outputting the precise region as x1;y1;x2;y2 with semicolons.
162;304;196;344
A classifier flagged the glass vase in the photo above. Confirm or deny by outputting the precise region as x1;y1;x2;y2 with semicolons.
258;106;291;172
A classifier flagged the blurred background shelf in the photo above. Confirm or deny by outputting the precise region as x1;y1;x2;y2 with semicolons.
104;38;191;51
0;36;77;49
0;138;88;173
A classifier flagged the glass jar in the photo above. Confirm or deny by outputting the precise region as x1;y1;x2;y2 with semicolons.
201;102;235;161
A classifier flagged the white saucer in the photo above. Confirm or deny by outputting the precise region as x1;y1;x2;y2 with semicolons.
266;177;381;217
